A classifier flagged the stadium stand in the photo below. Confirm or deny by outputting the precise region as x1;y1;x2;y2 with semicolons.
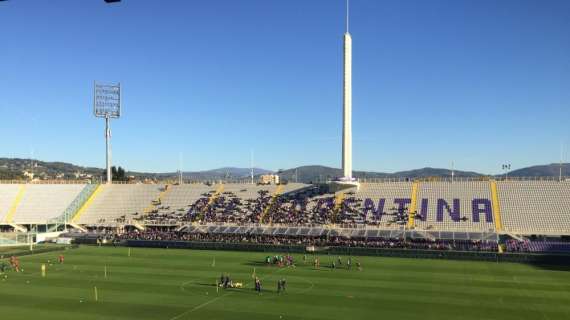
505;239;570;253
75;184;162;224
142;183;308;225
0;180;568;242
12;184;85;224
144;183;217;225
413;181;496;232
196;183;306;224
349;182;412;228
0;184;21;222
116;230;499;252
498;181;570;235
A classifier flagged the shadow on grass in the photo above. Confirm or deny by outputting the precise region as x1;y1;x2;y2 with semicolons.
521;255;570;272
242;261;268;267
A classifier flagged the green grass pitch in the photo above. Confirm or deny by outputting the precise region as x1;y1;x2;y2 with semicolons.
1;246;570;320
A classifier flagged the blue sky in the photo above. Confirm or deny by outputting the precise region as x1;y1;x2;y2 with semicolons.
1;0;569;174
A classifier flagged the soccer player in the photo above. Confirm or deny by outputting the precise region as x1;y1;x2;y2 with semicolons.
14;258;21;273
58;254;65;264
224;275;230;289
347;257;352;270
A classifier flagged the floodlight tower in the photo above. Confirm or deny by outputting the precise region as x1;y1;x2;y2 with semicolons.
94;82;121;184
341;0;354;181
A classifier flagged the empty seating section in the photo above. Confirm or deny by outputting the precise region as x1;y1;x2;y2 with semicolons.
414;182;495;232
13;184;85;224
523;241;570;253
0;185;21;222
77;184;162;224
498;181;570;234
505;239;570;253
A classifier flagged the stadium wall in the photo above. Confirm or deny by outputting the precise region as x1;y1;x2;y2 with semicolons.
121;240;570;265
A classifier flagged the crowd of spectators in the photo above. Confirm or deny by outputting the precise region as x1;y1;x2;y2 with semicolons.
115;230;498;252
504;239;530;252
142;188;411;228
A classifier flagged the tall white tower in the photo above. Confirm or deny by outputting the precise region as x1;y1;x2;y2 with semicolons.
342;0;353;180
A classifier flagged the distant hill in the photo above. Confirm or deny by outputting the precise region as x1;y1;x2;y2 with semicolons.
177;167;273;180
277;165;484;183
0;157;567;183
0;158;273;181
0;158;103;180
506;163;570;177
277;165;387;183
393;167;483;178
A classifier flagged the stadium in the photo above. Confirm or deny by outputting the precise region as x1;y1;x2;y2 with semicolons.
1;1;570;320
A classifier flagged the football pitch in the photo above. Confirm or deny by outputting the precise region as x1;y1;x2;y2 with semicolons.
1;246;570;320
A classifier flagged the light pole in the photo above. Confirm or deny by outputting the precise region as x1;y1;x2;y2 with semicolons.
250;150;254;185
94;82;121;184
502;164;511;181
451;161;455;183
558;142;564;182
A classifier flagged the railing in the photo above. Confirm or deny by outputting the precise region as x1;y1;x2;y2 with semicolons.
358;176;569;183
115;222;498;241
0;180;90;184
48;184;98;226
0;180;161;185
493;176;569;181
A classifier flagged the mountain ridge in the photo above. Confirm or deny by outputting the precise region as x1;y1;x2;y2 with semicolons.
0;158;567;183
